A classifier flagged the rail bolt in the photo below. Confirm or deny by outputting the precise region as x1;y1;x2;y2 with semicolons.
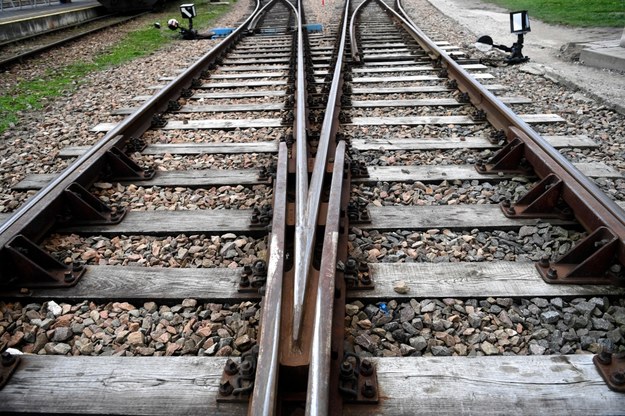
340;361;354;379
240;360;255;378
597;351;612;365
224;358;239;375
360;359;374;377
611;371;625;386
1;351;15;367
361;379;376;398
546;268;558;280
219;380;234;396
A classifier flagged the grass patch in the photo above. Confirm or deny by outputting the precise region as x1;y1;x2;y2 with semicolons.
481;0;625;27
0;1;232;134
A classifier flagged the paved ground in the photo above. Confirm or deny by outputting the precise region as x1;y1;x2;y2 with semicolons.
428;0;625;114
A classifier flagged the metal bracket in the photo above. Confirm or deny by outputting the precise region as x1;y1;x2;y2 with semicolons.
339;354;378;404
0;352;20;390
1;234;84;289
500;173;572;220
475;137;531;175
343;258;374;290
217;345;259;402
594;351;625;393
59;182;126;226
104;147;155;182
350;161;368;179
250;206;272;228
347;202;371;224
238;260;267;293
536;226;622;285
151;114;168;128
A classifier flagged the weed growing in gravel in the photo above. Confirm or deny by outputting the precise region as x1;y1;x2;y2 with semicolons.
0;0;231;134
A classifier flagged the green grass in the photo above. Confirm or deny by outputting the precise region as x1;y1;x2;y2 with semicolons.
482;0;625;27
0;1;231;134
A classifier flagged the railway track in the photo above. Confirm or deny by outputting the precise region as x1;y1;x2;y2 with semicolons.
1;0;625;414
0;13;147;68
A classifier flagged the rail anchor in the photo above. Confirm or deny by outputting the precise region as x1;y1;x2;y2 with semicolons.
217;345;259;402
594;351;625;393
338;354;379;404
536;226;623;285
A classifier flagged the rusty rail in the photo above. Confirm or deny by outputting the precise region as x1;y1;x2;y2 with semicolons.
305;0;351;410
248;143;288;416
380;0;625;285
0;0;266;290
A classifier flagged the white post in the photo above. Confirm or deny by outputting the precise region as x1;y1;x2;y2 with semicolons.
620;27;625;48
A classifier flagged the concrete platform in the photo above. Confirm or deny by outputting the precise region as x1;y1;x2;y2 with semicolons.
580;33;625;73
0;0;103;43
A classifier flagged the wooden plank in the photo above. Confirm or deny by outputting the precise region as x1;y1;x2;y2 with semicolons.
353;162;619;183
520;113;567;123
208;72;286;79
351;98;462;107
227;52;291;59
92;119;283;132
361;204;574;231
13;169;265;190
199;80;287;88
193;90;286;99
349;114;564;126
1;356;246;415
0;354;625;416
350;135;598;150
350;262;625;299
222;58;290;64
58;142;279;158
350;115;476;125
357;64;486;73
345;356;625;416
350;97;530;107
21;161;615;192
352;85;506;94
2;265;249;301
352;74;494;82
112;103;284;116
58;209;258;235
218;64;289;71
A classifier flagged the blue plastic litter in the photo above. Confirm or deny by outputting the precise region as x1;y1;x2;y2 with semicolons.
379;302;389;315
304;23;323;32
211;27;234;38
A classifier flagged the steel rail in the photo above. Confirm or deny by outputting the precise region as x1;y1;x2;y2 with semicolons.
248;143;288;416
305;142;346;416
248;0;306;412
382;0;625;279
0;0;265;286
348;0;370;63
304;0;350;411
291;0;311;342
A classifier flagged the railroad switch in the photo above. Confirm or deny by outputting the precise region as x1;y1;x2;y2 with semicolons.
338;354;379;404
217;346;259;402
0;351;20;390
594;351;625;393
